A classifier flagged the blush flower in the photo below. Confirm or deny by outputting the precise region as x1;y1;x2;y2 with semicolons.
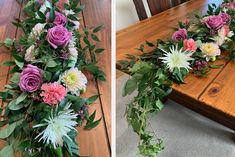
40;82;67;106
172;29;187;41
202;15;224;30
47;25;72;49
19;64;43;92
46;11;67;26
183;39;197;52
200;43;221;61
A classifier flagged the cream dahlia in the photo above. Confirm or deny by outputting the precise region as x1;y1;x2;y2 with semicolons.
200;43;221;61
61;68;87;95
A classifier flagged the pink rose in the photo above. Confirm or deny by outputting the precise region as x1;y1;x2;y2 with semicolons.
183;39;197;52
172;29;188;41
46;11;67;26
202;15;224;30
47;25;72;49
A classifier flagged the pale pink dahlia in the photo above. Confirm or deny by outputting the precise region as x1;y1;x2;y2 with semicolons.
40;82;67;106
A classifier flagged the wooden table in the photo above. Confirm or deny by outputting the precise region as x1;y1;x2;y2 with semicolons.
0;0;111;156
116;0;235;132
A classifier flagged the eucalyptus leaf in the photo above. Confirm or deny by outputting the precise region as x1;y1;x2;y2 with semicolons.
0;145;13;157
0;119;23;139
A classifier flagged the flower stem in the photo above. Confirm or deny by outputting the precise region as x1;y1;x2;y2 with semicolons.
54;147;63;157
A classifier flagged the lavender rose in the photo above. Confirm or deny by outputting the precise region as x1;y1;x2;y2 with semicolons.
47;25;72;49
219;13;231;24
203;15;224;30
46;11;67;26
19;64;43;92
172;28;188;41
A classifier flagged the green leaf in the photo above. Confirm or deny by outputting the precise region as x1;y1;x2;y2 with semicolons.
8;100;24;111
0;119;23;139
155;99;164;111
68;15;79;21
84;118;101;130
123;78;137;96
46;60;57;68
93;25;103;33
89;111;96;122
49;8;55;22
10;73;20;84
15;93;27;105
95;48;105;53
2;61;15;66
87;95;99;104
43;71;52;81
91;34;100;42
4;38;13;48
0;145;13;157
15;59;24;69
37;11;46;20
209;64;224;69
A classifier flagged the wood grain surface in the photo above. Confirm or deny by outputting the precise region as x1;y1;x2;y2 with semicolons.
0;0;111;156
116;0;235;131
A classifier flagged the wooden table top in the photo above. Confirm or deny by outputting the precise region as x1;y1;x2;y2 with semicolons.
116;0;235;122
0;0;111;156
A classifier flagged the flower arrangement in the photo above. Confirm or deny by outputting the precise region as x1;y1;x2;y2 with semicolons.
0;0;106;156
119;0;235;156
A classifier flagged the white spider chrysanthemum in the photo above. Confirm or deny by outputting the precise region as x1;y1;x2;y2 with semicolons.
33;105;78;148
160;45;193;72
61;68;88;95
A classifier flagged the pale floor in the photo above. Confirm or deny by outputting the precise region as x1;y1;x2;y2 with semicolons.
116;71;235;157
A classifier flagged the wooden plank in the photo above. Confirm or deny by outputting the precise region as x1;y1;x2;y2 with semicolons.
77;74;110;157
116;0;224;99
0;0;22;92
80;0;112;148
199;61;235;120
77;1;111;156
0;0;23;151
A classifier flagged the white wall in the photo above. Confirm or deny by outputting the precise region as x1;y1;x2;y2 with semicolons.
116;0;151;31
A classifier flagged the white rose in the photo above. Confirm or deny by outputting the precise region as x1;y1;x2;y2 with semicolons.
29;23;46;40
25;45;36;62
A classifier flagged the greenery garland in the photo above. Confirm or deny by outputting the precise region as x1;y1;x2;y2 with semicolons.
0;0;106;156
119;0;235;156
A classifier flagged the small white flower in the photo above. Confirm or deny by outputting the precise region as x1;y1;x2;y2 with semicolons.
61;68;88;95
72;21;80;30
63;9;75;16
25;45;36;62
33;105;78;148
215;28;226;46
29;23;46;39
228;31;234;38
39;4;47;13
160;45;193;72
68;37;78;57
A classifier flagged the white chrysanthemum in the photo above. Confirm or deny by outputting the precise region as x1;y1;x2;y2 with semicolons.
160;45;193;72
72;21;80;30
61;68;88;95
25;45;36;62
33;105;78;148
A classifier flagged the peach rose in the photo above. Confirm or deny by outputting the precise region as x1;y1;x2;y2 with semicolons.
183;38;197;52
